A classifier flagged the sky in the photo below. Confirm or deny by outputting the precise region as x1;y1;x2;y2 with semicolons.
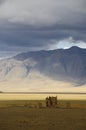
0;0;86;58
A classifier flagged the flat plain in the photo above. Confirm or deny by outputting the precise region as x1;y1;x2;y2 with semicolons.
0;100;86;130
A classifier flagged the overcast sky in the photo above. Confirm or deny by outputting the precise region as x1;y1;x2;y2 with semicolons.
0;0;86;58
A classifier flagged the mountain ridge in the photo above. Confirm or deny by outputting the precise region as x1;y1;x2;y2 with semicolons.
0;46;86;92
13;46;86;84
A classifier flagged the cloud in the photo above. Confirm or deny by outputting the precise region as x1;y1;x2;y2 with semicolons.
0;0;86;56
0;0;5;5
48;37;86;50
0;0;85;27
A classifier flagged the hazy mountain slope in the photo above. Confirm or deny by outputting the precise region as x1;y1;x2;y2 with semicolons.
0;58;37;81
14;46;86;84
0;46;86;92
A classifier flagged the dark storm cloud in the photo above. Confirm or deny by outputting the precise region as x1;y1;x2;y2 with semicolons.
0;0;86;54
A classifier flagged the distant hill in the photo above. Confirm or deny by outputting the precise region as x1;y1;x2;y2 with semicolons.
13;46;86;85
0;46;86;92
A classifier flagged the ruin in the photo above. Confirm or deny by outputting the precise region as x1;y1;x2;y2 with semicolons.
46;96;58;108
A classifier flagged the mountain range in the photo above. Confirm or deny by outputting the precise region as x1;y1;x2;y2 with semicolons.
0;46;86;92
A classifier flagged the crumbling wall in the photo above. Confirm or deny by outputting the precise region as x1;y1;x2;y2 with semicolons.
46;96;57;108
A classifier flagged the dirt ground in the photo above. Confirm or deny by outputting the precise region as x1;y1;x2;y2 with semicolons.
0;106;86;130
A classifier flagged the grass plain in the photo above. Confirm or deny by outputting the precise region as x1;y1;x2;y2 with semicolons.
0;100;86;130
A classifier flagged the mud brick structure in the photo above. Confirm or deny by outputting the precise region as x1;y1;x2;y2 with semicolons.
46;96;57;108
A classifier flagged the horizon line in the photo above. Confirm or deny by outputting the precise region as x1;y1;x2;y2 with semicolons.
1;92;86;94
